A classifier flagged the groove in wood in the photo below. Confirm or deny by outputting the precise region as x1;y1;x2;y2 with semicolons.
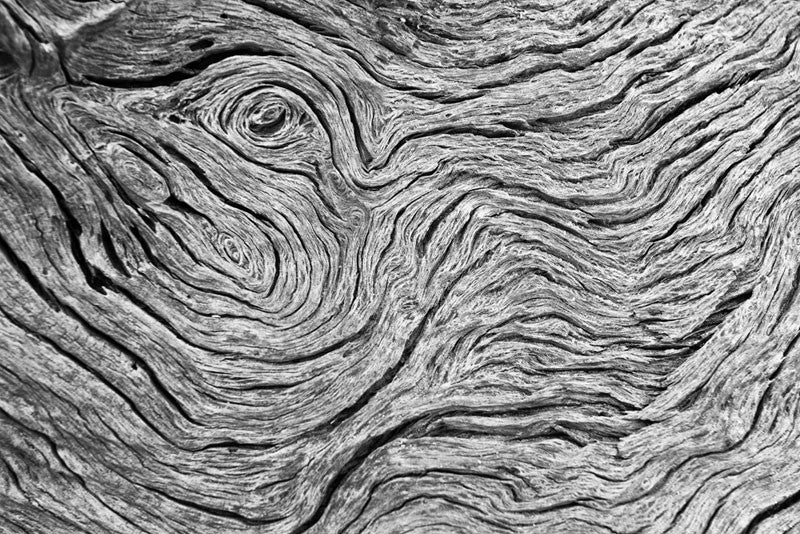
2;0;800;533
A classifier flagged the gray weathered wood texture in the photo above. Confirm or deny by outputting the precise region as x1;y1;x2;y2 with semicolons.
2;0;800;532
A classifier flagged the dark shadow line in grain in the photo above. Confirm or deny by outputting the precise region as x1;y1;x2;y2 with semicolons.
416;191;473;260
8;406;153;534
0;132;108;295
291;417;422;534
98;273;229;355
0;231;61;312
371;125;519;173
463;15;623;71
252;311;379;366
768;267;799;336
241;0;344;39
742;488;800;534
325;308;431;428
0;306;204;451
135;482;281;526
159;142;280;235
338;466;522;534
17;285;198;426
631;68;768;147
620;0;657;28
0;456;22;490
423;205;482;291
82;46;282;88
296;251;498;528
626;19;688;59
475;35;636;90
98;222;131;278
672;464;759;532
2;3;45;44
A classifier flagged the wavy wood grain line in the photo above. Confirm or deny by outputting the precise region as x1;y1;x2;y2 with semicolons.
2;0;800;533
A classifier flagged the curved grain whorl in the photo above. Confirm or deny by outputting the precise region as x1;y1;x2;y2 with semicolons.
2;0;800;533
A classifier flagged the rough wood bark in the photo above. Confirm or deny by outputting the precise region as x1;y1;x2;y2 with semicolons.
2;0;800;532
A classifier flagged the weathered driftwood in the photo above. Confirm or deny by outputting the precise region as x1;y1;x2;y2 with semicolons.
2;0;800;532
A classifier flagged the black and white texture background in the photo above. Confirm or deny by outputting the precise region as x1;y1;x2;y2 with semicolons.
1;1;800;533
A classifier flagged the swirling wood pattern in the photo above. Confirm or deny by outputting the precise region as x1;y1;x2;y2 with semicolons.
2;0;800;533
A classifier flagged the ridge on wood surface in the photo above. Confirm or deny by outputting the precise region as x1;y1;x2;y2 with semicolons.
2;0;800;532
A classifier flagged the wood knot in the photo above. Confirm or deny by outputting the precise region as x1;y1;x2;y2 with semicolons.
233;90;313;149
185;78;325;172
247;100;288;137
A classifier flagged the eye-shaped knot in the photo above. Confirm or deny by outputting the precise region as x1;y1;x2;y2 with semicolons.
173;59;333;173
247;100;287;137
210;228;276;293
230;89;315;151
219;231;247;267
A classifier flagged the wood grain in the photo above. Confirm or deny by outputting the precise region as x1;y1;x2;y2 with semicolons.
2;0;800;532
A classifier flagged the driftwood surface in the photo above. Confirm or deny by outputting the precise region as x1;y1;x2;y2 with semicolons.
2;0;800;532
